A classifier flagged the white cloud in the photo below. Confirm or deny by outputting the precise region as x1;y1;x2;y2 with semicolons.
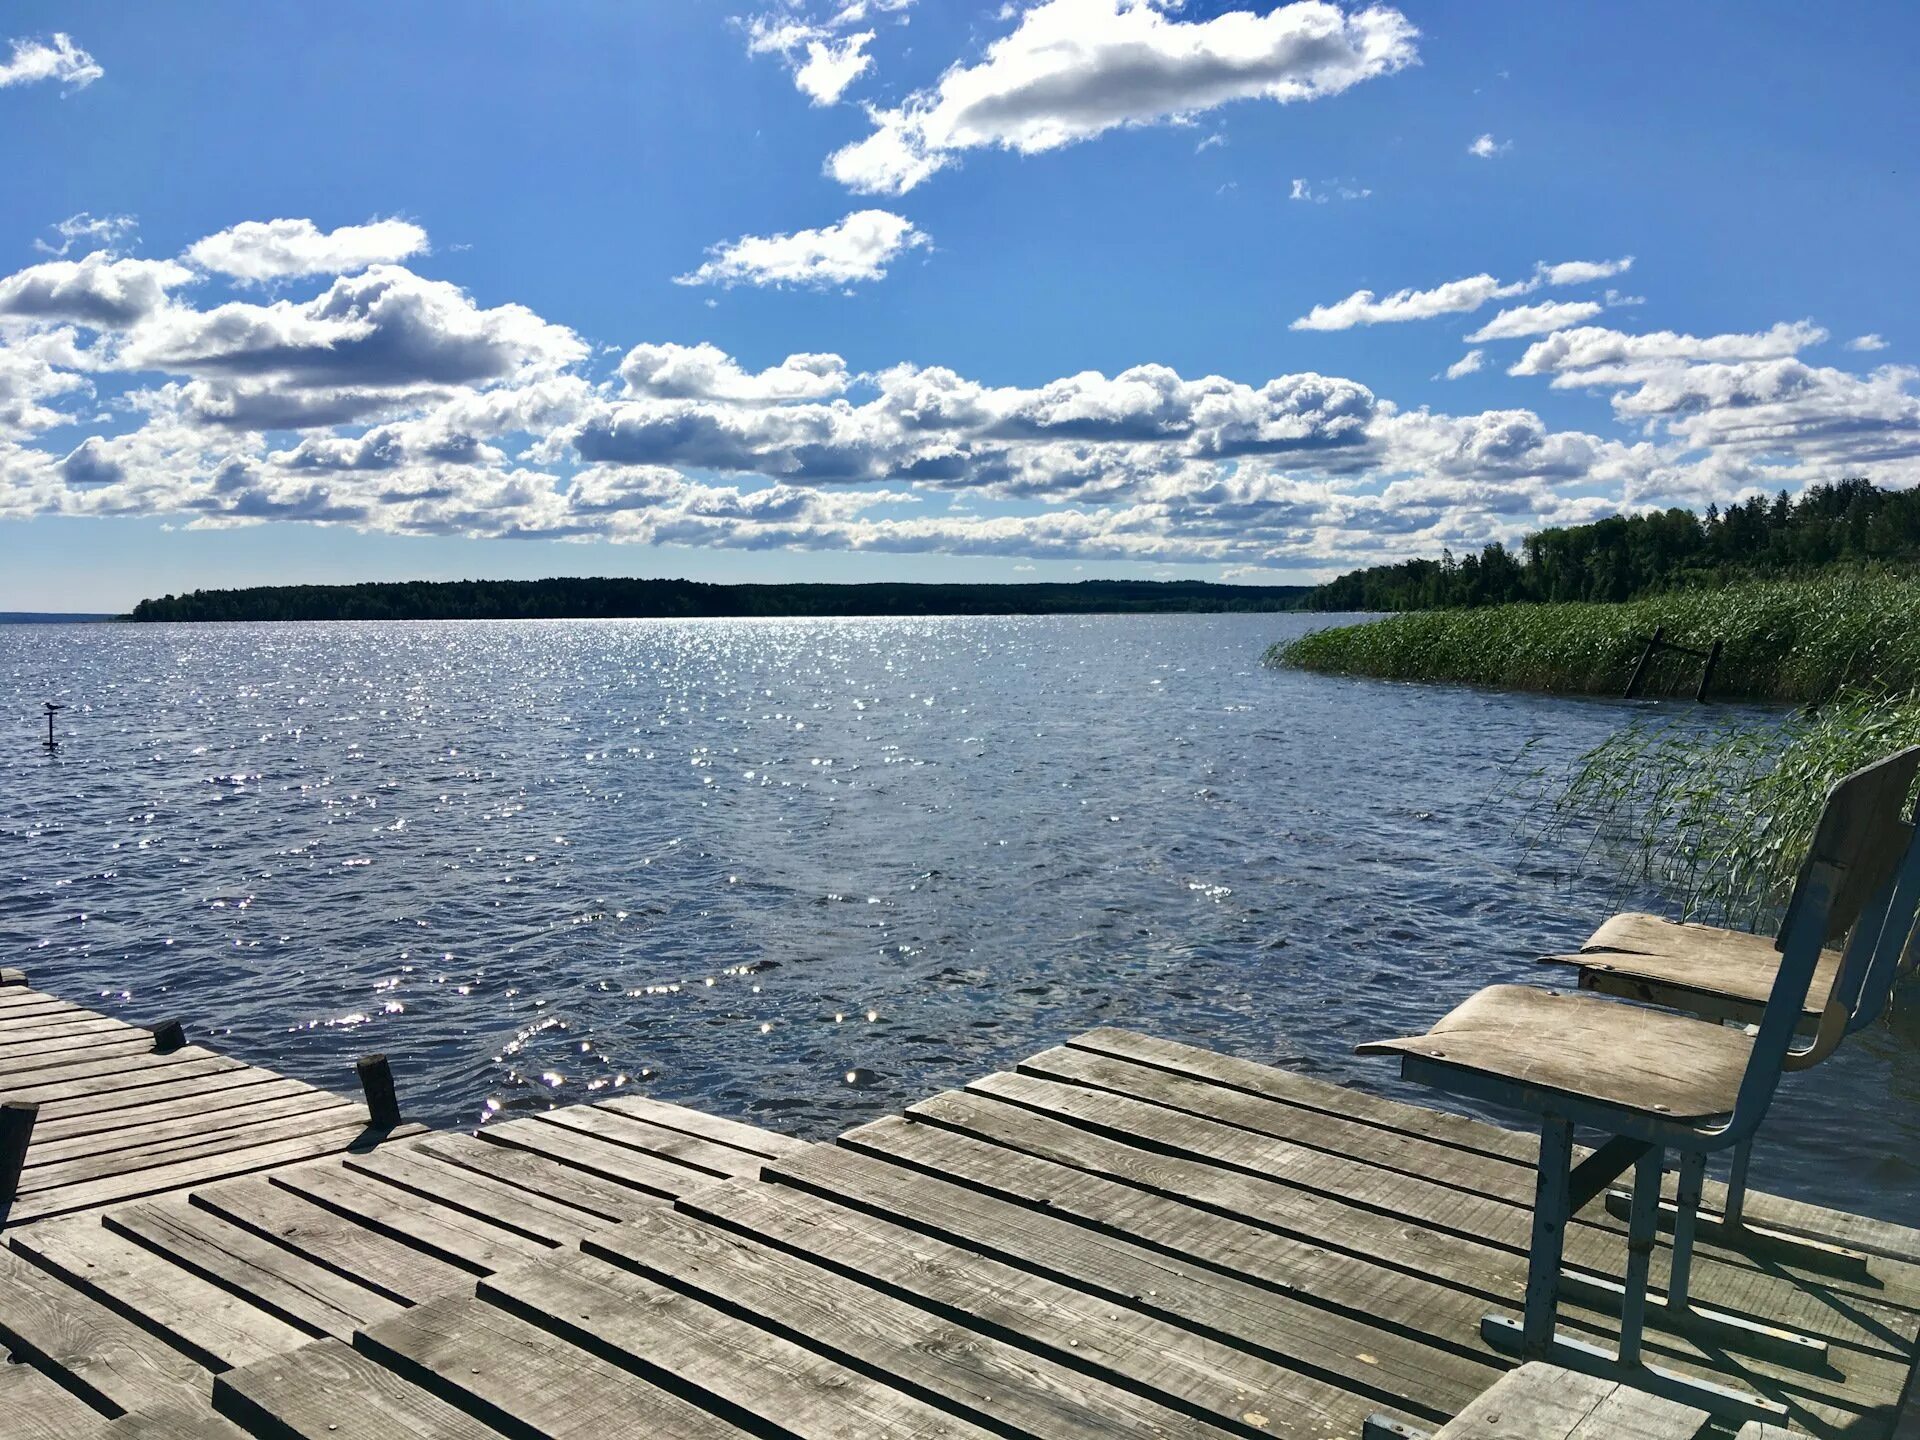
35;213;137;258
1288;177;1370;203
748;21;876;105
1443;350;1485;380
618;343;850;403
0;253;196;329
827;0;1417;194
0;33;101;91
1538;256;1633;286
1848;334;1889;352
1465;300;1603;342
1291;273;1531;331
1467;133;1509;159
1509;320;1828;376
185;218;430;282
675;210;929;289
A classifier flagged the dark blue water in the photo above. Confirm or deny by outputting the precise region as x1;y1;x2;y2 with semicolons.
2;615;1914;1225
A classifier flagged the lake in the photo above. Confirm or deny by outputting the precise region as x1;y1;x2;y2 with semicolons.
2;613;1914;1225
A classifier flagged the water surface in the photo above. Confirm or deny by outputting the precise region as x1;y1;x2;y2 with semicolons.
2;615;1913;1225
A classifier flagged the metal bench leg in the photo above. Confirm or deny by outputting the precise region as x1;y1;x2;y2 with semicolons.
1722;1137;1752;1228
1521;1115;1574;1358
1666;1148;1706;1316
1616;1145;1661;1366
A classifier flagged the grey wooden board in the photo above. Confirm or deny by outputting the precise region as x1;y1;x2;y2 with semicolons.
1357;983;1755;1122
764;1136;1492;1425
404;1131;670;1222
342;1142;615;1246
478;1114;719;1196
0;1041;178;1085
1027;1041;1920;1321
0;967;27;986
24;1084;343;1167
9;1215;312;1371
0;1016;137;1042
104;1194;405;1339
532;1104;766;1179
6;1058;253;1115
482;1247;1003;1440
0;1051;239;1106
269;1159;554;1274
956;1069;1912;1360
5;1118;416;1226
103;1400;255;1439
1069;1027;1920;1273
0;1349;111;1439
29;1073;300;1143
0;1245;210;1416
357;1291;751;1439
16;1102;367;1195
822;1115;1901;1432
587;1202;1244;1439
191;1174;473;1307
682;1175;1414;1439
216;1336;511;1439
1435;1361;1708;1439
593;1093;809;1159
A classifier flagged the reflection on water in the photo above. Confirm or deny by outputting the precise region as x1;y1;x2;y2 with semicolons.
1;614;1913;1225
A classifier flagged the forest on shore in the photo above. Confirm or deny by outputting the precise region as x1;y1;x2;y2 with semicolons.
126;577;1312;622
1305;479;1920;611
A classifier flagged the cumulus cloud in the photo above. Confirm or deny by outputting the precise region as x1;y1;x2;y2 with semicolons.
0;33;101;91
185;218;430;282
1443;350;1485;380
1539;256;1633;286
1291;272;1531;331
1848;334;1889;352
827;0;1417;194
1465;300;1604;342
7;219;1919;575
0;253;196;329
749;22;875;105
1467;133;1509;158
675;210;929;289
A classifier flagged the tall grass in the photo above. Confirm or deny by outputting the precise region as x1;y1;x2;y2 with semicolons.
1538;690;1920;927
1270;574;1920;702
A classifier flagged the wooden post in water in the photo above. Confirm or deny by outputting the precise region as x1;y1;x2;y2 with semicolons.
356;1053;402;1129
149;1017;186;1054
1;1101;37;1206
1624;626;1665;699
1695;639;1724;703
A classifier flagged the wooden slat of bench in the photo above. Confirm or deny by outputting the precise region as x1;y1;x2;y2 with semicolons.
357;1291;751;1439
0;1347;111;1439
684;1175;1408;1439
0;1246;210;1416
9;1216;312;1371
5;1118;410;1226
588;1203;1244;1439
1435;1362;1708;1439
949;1073;1915;1360
482;1248;1001;1440
478;1115;721;1197
766;1136;1489;1425
18;1100;365;1193
590;1094;809;1159
216;1336;511;1439
191;1175;471;1308
533;1105;766;1180
1021;1046;1920;1317
404;1131;672;1223
343;1143;616;1246
270;1161;554;1275
105;1195;404;1340
1072;1029;1920;1272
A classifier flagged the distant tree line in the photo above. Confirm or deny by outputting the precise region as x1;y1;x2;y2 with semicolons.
1307;479;1920;611
126;576;1312;622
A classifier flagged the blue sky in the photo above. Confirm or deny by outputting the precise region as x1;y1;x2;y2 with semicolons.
2;1;1915;610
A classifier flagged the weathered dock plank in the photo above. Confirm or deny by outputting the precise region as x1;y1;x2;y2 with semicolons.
216;1336;511;1439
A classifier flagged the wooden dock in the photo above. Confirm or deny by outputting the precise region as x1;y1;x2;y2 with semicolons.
2;974;1916;1439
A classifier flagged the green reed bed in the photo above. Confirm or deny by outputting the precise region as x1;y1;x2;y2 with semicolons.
1270;574;1920;702
1537;689;1920;927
